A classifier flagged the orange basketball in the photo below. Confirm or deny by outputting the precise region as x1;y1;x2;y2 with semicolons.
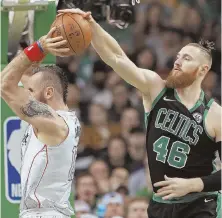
51;13;92;56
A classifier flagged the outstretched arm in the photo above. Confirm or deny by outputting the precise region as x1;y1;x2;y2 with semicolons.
90;20;164;94
58;9;165;96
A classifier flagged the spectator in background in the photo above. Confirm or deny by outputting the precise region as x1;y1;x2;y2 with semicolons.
127;197;149;218
101;192;125;218
67;57;80;75
181;32;197;48
89;160;110;195
149;25;182;70
212;23;221;76
133;1;169;50
120;107;141;140
75;173;98;212
81;59;112;109
128;89;146;128
66;83;81;118
134;46;157;71
75;200;91;218
202;70;218;98
110;168;129;192
109;83;132;121
116;186;130;205
105;70;122;90
128;127;146;173
184;7;203;36
81;103;121;150
144;2;165;33
76;45;99;84
128;156;153;198
105;136;128;171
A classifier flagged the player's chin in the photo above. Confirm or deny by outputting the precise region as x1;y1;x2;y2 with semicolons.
165;79;189;89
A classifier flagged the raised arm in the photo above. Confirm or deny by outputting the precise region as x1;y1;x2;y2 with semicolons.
58;9;165;95
1;28;70;145
90;20;164;94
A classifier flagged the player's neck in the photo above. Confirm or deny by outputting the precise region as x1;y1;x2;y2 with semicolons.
176;83;202;105
48;100;68;111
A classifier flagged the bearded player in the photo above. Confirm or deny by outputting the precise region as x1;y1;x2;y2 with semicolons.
59;9;221;218
1;28;80;218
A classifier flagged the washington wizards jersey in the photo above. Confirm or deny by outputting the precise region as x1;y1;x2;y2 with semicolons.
145;88;218;194
19;111;81;217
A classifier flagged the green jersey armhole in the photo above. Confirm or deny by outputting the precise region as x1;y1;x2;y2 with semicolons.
151;87;167;110
144;87;167;128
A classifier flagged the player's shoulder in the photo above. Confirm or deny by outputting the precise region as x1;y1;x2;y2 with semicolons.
207;100;221;129
209;100;221;116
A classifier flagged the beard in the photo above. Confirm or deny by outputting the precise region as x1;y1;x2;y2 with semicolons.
166;68;198;88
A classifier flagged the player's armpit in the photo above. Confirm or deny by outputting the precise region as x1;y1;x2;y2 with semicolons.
2;87;68;145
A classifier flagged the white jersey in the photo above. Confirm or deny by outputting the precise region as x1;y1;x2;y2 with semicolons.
19;111;81;217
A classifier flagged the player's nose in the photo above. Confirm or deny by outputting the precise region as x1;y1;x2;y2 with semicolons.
174;57;182;67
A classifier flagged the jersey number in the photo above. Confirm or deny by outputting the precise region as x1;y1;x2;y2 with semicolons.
153;136;190;168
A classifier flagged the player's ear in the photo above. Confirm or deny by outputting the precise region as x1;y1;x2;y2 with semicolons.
200;65;209;76
44;86;54;100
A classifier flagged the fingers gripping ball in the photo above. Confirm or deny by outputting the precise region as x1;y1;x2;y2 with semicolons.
51;13;92;56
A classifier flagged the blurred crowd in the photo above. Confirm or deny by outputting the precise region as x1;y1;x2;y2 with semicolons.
14;0;221;217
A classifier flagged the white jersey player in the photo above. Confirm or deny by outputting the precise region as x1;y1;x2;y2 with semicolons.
1;29;80;218
20;111;80;218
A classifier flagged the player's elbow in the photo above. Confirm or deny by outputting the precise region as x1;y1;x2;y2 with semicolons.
1;80;16;100
1;81;11;97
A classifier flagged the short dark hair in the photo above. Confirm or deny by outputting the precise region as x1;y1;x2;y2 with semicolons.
107;135;128;148
127;197;149;208
89;159;110;176
32;65;68;103
76;172;95;187
188;40;215;66
93;59;111;73
89;159;109;170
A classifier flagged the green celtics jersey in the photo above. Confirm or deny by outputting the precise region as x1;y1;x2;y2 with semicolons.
145;88;219;195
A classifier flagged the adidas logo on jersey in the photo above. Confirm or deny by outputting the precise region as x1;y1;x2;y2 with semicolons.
192;112;203;123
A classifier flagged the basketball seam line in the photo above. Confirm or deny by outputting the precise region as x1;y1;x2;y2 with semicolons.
62;14;76;54
67;14;86;49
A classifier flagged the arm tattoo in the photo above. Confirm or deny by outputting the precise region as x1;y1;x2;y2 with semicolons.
21;99;53;118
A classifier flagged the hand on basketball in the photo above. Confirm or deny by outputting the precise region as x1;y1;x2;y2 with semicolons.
154;175;199;200
57;8;93;22
39;27;70;57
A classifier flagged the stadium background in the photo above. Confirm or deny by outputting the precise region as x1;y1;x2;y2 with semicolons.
1;0;221;217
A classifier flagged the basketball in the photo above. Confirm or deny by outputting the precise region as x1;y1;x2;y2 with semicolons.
51;13;92;56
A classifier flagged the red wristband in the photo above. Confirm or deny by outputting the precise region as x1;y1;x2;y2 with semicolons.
24;41;45;62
